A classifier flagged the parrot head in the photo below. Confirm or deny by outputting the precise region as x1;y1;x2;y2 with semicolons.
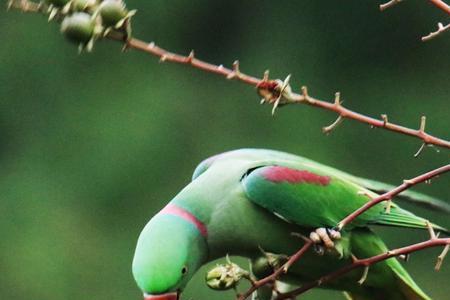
132;208;208;300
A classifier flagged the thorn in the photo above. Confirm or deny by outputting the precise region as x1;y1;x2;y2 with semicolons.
358;266;369;285
147;42;155;49
357;190;374;199
300;85;313;103
381;114;389;126
399;254;410;262
435;244;449;271
419;116;426;133
262;70;270;82
351;254;359;263
426;221;437;240
227;60;241;80
403;179;414;185
414;143;426;158
334;92;342;106
186;50;195;63
384;199;392;214
322;115;344;135
159;54;168;62
301;86;308;97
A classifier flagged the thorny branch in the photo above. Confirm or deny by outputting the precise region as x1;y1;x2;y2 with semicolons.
113;33;450;151
380;0;450;15
336;164;450;230
276;236;450;299
422;22;450;41
428;0;450;15
380;0;450;40
8;0;450;151
236;239;313;300
237;164;449;299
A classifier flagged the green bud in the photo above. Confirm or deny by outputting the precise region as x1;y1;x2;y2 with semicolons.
72;0;98;12
61;12;95;44
98;0;127;27
45;0;71;7
205;262;249;290
252;252;288;277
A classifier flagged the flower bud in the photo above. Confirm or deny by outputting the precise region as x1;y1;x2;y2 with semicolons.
98;0;127;27
61;12;95;44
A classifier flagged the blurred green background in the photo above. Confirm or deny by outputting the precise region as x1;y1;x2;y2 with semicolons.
1;0;449;299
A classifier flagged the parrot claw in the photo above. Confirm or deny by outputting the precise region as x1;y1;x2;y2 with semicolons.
309;228;341;251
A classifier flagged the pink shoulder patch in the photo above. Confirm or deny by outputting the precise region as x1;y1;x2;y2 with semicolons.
160;204;208;237
263;166;331;186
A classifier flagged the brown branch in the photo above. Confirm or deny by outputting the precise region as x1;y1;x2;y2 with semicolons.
380;0;404;11
107;33;450;150
428;0;450;15
276;237;450;299
336;164;450;230
422;22;450;41
236;240;313;300
8;1;450;150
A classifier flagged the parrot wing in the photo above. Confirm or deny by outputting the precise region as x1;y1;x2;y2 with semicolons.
241;164;447;232
194;149;450;213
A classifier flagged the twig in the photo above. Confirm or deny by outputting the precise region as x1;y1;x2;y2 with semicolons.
276;237;450;299
380;0;404;11
336;164;450;230
427;0;450;15
237;240;313;300
422;22;450;41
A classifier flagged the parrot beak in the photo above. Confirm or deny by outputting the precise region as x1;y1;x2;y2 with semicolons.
143;292;179;300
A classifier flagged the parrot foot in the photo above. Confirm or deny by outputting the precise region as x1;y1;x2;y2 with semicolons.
309;228;341;255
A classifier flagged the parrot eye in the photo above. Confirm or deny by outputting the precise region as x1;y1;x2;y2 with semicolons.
181;266;188;275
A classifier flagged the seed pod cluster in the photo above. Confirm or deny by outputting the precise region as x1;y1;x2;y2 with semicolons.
205;261;250;291
53;0;136;51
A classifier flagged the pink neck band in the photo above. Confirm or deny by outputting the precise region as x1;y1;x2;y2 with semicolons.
160;204;208;237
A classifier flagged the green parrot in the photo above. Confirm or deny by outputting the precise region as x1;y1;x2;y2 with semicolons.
132;149;449;300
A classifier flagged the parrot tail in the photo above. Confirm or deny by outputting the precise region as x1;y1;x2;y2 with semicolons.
345;228;432;300
343;266;431;300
